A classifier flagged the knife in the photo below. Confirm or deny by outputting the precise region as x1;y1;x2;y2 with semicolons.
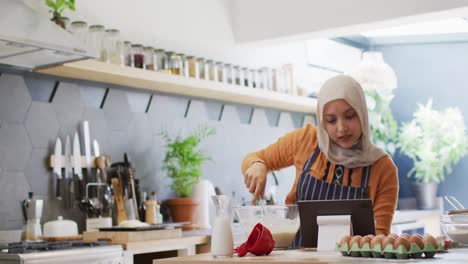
93;139;100;157
65;135;73;208
73;132;84;201
83;121;92;182
53;138;62;200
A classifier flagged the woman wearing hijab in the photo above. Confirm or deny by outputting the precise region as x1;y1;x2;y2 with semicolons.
241;75;398;247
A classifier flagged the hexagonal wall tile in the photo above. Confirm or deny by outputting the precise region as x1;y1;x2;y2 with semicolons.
128;113;152;154
0;74;32;123
127;91;152;113
103;89;131;130
52;82;84;130
80;85;107;109
24;148;51;196
147;94;190;132
0;123;32;170
107;130;130;162
25;102;60;148
0;171;31;230
24;75;56;102
81;108;109;156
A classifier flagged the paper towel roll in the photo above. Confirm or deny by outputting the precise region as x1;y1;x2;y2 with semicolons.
192;180;216;229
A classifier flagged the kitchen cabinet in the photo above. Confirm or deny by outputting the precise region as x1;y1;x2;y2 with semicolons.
153;248;468;264
35;60;317;114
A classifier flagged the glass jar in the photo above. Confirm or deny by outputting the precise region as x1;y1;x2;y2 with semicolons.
131;44;145;69
144;46;155;70
186;56;199;79
103;29;123;65
154;49;170;73
204;60;213;80
215;62;224;83
70;21;88;46
256;68;265;89
241;67;249;87
197;58;205;80
169;52;182;75
61;17;71;31
123;41;132;67
248;69;256;88
232;66;241;85
224;63;232;84
87;25;106;61
177;54;188;77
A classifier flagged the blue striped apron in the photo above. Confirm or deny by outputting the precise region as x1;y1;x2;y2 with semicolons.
291;146;371;248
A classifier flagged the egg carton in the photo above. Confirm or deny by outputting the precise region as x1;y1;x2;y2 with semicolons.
336;241;445;259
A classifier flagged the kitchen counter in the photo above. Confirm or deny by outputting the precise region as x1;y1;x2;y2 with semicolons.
153;248;468;264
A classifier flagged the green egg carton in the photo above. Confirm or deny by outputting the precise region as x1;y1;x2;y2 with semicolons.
394;244;410;259
422;242;437;258
436;242;446;252
382;243;396;259
349;242;362;257
371;243;384;258
359;243;373;258
408;243;424;259
335;242;350;256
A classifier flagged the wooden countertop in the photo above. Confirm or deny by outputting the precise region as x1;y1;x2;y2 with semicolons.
154;248;468;264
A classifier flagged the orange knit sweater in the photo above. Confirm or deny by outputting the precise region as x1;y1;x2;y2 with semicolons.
241;124;399;236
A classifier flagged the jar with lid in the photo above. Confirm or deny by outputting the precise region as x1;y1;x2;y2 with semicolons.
178;54;188;77
154;49;170;73
224;63;232;84
123;41;132;67
186;56;199;79
131;44;145;69
103;29;123;65
87;25;106;61
204;60;213;80
215;62;224;83
240;67;249;87
256;68;265;89
232;66;241;85
144;46;155;70
197;58;205;80
248;69;256;88
168;52;182;75
69;21;88;45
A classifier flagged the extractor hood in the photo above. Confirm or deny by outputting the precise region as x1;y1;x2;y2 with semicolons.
0;0;97;70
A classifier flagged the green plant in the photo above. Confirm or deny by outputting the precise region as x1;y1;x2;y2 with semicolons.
161;127;215;197
399;99;468;183
45;0;75;28
365;89;398;155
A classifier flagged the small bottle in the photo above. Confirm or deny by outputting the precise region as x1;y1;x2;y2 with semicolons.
197;58;205;80
87;25;106;61
139;191;147;222
144;46;155;70
122;41;133;67
131;44;145;69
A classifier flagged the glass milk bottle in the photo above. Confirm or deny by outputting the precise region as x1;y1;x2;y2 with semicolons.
211;195;234;258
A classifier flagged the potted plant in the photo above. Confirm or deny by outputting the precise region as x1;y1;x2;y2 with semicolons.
399;99;468;209
161;127;215;229
45;0;75;29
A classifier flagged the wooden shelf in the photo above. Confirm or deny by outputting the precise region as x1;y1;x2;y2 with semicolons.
36;60;317;114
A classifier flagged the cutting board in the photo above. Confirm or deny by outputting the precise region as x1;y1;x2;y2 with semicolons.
83;228;182;244
98;222;189;231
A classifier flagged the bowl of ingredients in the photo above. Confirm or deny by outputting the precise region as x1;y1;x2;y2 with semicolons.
234;205;300;248
441;215;468;245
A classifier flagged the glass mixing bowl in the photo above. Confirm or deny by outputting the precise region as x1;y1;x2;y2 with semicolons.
234;205;300;248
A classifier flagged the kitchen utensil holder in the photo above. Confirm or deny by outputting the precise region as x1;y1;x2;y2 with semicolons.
48;155;109;169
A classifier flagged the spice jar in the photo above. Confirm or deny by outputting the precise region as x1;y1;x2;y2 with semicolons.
144;46;155;70
169;52;182;75
197;58;205;80
69;21;88;45
204;60;213;80
154;49;170;73
103;29;123;65
241;67;249;87
215;62;224;83
256;68;265;89
131;44;145;69
224;63;232;84
248;69;256;88
178;53;188;76
87;25;106;61
186;56;199;79
233;66;241;85
123;41;132;67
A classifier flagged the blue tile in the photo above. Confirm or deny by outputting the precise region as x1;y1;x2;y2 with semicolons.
24;148;50;196
80;85;107;109
0;123;32;170
127;91;152;113
52;82;84;130
0;171;31;230
103;89;131;130
24;75;55;102
25;102;60;148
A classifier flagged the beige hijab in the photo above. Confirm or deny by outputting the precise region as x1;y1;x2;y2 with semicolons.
316;75;387;168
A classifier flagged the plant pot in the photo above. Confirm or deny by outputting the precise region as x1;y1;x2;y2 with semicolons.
412;182;438;210
167;197;199;230
51;12;66;29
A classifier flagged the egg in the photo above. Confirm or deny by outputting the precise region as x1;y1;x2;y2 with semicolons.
436;235;452;250
423;234;437;248
359;235;373;247
349;235;362;248
382;235;396;250
339;235;351;247
412;233;423;239
389;233;399;239
394;237;410;251
370;235;384;248
400;233;411;240
408;235;424;249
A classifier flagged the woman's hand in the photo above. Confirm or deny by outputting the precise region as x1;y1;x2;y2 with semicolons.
243;162;268;205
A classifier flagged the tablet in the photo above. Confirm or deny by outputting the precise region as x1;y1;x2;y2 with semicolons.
298;199;375;248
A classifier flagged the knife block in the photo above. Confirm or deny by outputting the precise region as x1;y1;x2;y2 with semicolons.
48;155;105;169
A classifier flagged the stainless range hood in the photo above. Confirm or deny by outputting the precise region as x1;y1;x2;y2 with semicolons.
0;0;97;70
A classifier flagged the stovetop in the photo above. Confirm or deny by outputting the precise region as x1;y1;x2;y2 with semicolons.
1;241;109;254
